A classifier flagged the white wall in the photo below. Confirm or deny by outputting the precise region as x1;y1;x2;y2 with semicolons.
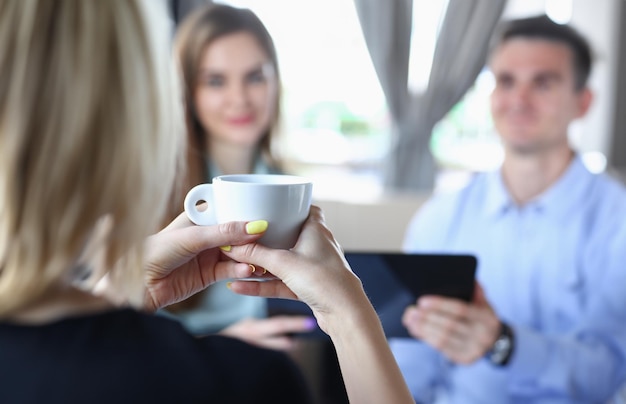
569;0;620;156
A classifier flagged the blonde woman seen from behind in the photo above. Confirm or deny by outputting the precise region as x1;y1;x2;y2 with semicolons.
0;1;414;403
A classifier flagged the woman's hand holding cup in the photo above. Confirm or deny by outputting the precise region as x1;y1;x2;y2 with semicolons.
141;212;269;312
149;184;414;404
221;206;415;404
141;174;313;311
221;205;373;337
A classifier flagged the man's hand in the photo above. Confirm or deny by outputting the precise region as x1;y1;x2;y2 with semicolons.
402;282;501;364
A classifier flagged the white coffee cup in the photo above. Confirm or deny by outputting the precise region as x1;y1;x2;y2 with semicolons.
184;174;313;249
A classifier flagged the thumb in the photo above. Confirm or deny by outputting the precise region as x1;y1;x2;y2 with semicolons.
472;281;489;307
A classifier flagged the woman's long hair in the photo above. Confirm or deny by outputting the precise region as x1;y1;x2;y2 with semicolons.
0;0;184;316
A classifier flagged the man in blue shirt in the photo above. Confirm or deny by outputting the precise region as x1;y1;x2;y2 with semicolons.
391;14;626;403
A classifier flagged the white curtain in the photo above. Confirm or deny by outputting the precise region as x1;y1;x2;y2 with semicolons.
354;0;507;191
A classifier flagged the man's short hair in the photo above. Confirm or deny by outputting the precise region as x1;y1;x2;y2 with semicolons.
490;14;592;90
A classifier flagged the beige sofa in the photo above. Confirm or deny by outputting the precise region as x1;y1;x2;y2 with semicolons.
313;192;430;252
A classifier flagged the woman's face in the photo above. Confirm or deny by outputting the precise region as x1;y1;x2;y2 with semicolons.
193;31;278;149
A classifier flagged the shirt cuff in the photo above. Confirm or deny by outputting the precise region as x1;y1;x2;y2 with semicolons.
507;324;550;381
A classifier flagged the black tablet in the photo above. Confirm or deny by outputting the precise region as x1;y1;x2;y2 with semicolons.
267;251;477;339
350;252;477;302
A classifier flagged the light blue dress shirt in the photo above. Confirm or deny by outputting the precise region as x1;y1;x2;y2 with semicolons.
392;155;626;404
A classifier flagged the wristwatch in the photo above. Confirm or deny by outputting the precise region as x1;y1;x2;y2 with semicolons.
486;321;515;366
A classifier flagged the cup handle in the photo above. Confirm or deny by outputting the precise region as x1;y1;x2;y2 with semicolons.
183;184;217;225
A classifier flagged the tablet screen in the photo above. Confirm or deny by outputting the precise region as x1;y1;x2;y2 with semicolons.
267;251;477;339
358;252;477;302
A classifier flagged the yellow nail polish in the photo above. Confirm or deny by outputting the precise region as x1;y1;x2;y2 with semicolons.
226;282;232;289
246;220;268;235
249;264;256;274
220;245;231;252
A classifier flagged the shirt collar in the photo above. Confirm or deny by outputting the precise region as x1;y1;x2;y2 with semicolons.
533;153;592;222
482;154;593;222
483;169;514;218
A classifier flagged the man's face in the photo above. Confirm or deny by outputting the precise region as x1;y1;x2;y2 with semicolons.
489;38;591;156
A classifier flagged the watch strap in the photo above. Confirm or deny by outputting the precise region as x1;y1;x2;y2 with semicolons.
486;321;515;366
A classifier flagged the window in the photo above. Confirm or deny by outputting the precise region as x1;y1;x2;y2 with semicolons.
220;0;462;197
220;0;387;197
431;69;502;173
216;0;610;197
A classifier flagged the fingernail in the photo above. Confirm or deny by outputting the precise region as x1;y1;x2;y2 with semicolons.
249;264;256;274
220;245;231;252
245;220;268;235
226;282;232;289
305;317;317;330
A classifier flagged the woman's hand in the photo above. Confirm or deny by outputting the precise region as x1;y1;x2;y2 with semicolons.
221;205;415;404
141;212;267;312
218;315;317;351
220;206;370;336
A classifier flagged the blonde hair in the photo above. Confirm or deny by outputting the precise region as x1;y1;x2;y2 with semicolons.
0;0;183;316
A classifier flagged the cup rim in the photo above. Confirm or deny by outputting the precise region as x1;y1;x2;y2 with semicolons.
212;174;312;185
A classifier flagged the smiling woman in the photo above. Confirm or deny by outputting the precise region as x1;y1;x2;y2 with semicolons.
161;3;320;353
174;3;284;194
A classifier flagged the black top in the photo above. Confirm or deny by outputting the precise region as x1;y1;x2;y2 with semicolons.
0;308;314;404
